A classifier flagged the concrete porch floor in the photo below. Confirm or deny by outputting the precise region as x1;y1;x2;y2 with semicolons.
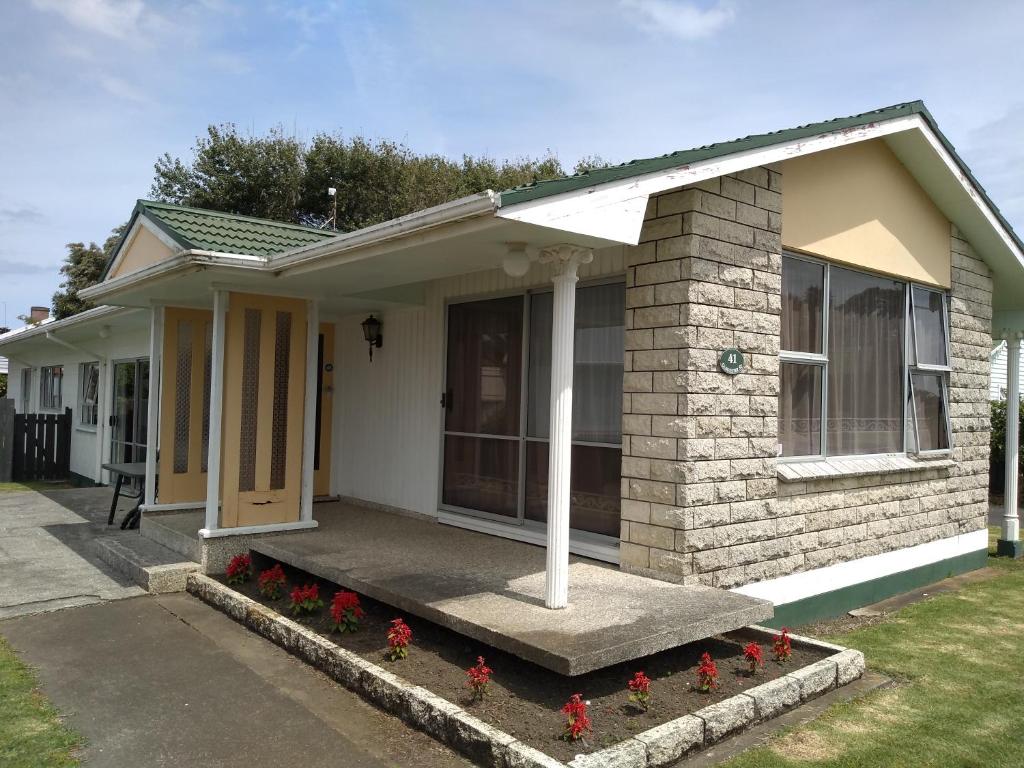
231;502;775;676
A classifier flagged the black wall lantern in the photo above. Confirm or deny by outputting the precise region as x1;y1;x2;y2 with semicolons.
361;314;383;361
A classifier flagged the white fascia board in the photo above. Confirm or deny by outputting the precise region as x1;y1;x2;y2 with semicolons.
104;216;184;279
0;305;128;349
270;192;498;273
496;114;998;250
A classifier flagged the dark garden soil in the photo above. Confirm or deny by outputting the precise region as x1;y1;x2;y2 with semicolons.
223;555;828;762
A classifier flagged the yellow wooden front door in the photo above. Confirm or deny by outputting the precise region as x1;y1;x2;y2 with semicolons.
221;293;307;528
313;322;334;497
158;307;212;503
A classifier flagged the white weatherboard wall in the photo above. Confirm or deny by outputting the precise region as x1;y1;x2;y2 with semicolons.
990;340;1023;400
333;247;626;516
7;326;149;484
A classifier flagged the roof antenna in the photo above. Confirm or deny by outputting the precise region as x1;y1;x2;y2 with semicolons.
326;187;337;231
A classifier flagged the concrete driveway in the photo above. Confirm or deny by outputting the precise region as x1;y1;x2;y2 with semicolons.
0;486;144;619
0;486;469;767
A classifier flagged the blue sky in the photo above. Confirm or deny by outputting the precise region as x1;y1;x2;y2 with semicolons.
1;0;1022;326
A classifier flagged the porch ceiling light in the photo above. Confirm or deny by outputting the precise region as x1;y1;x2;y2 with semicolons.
502;242;532;278
361;314;383;361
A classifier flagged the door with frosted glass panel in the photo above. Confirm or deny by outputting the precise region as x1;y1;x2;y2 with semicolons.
442;296;524;520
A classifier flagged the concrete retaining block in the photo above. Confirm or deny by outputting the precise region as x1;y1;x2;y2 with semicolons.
695;694;757;743
634;714;704;767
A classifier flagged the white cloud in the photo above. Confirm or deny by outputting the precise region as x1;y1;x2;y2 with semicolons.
620;0;736;41
30;0;151;41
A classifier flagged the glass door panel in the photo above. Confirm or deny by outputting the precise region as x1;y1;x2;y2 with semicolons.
524;442;621;537
110;359;149;475
442;297;524;520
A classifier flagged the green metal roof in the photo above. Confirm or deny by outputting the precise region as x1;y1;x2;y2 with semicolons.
136;200;338;257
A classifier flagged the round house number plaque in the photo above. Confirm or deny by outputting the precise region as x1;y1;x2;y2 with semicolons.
719;348;744;375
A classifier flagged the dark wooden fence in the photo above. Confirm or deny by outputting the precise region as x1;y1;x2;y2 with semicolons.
12;407;72;482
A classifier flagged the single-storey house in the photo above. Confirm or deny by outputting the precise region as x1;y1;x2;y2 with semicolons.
3;101;1022;626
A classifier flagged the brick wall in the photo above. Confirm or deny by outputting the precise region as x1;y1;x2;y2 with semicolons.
620;170;992;590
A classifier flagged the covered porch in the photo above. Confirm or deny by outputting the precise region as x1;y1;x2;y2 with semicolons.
146;499;773;675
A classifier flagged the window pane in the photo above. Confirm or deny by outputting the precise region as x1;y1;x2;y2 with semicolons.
524;442;621;537
911;373;949;451
782;256;824;353
442;435;519;517
527;283;625;443
780;363;822;456
445;297;523;436
912;287;948;367
827;267;905;455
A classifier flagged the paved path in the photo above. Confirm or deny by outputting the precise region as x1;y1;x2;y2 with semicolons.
0;487;144;618
0;487;469;767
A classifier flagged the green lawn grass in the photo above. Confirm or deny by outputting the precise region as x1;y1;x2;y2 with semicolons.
725;529;1024;768
0;637;81;767
0;481;75;493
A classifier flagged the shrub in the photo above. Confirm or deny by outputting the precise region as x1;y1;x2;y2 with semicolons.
465;656;492;701
773;628;792;663
386;618;412;661
743;642;764;675
289;583;323;616
560;693;591;741
627;670;651;711
225;554;252;585
257;564;287;599
991;397;1024;495
696;652;719;692
330;590;365;633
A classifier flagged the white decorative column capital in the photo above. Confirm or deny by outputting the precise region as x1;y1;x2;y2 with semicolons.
539;244;593;278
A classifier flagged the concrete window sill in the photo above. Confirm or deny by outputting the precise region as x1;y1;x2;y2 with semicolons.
777;456;956;482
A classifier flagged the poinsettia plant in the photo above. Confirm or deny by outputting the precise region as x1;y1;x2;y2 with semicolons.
257;564;287;599
560;693;592;742
743;642;764;675
465;656;492;701
330;590;365;633
289;583;323;616
627;671;651;711
386;618;412;661
225;554;252;585
696;652;719;692
773;628;792;663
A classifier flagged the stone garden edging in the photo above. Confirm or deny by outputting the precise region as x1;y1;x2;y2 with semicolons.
187;573;865;768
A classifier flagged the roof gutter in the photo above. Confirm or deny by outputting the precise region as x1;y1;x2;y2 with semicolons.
0;305;131;350
269;191;498;273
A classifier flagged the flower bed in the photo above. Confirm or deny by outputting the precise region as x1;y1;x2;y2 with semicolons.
215;557;835;763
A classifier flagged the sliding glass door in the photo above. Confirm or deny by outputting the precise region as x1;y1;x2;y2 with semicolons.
110;358;150;465
441;282;624;539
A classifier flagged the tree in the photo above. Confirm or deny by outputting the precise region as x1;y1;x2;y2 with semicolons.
51;225;125;320
152;125;571;231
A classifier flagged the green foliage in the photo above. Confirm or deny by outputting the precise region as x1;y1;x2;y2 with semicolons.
0;637;82;767
51;225;126;320
151;124;572;231
989;398;1024;494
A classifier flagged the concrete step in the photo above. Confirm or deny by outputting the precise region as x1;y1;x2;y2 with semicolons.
140;511;203;562
93;533;200;594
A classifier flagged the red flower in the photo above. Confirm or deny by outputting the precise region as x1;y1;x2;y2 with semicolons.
465;656;492;701
387;618;412;660
627;671;651;711
225;553;252;585
773;628;792;663
560;693;592;741
330;590;365;633
743;642;764;675
696;652;719;692
289;583;323;616
257;564;287;599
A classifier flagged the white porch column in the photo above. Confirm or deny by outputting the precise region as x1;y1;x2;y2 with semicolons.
1000;332;1022;557
204;290;228;532
540;244;593;609
144;306;164;506
299;299;319;522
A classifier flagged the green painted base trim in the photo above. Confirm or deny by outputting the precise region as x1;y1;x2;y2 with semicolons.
762;548;989;628
996;539;1023;559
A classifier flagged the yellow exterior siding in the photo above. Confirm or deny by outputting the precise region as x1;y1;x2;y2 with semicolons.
108;224;175;279
780;139;951;287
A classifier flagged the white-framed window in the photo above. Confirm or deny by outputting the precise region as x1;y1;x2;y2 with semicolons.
39;365;63;411
79;362;100;427
20;368;32;413
779;252;952;460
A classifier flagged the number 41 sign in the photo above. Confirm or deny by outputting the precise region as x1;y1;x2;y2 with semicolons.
719;348;744;375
